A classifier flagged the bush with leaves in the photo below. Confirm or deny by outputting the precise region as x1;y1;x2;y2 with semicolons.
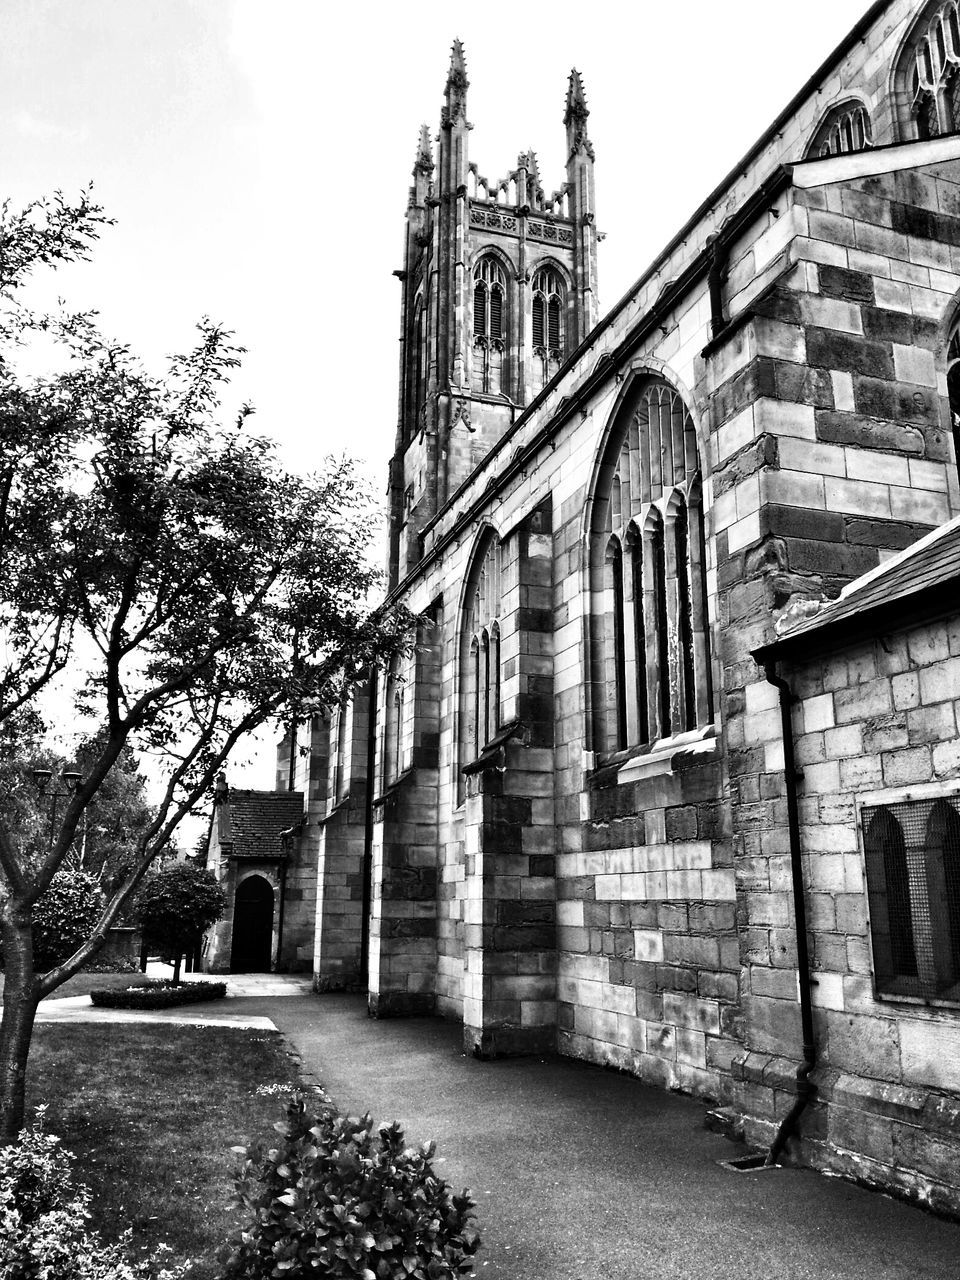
30;868;104;974
222;1093;480;1279
134;866;225;983
0;1108;185;1280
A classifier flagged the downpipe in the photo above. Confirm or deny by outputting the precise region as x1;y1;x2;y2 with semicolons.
762;661;817;1166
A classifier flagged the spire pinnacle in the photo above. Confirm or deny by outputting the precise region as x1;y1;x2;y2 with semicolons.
415;123;434;172
565;68;594;161
444;39;469;125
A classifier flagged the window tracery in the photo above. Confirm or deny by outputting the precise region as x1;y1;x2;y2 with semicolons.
589;380;712;755
905;2;960;138
459;533;502;792
472;257;506;395
806;101;872;158
947;319;960;485
531;266;565;392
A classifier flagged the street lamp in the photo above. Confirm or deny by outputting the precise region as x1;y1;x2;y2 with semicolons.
32;767;84;850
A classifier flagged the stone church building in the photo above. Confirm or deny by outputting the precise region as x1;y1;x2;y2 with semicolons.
208;0;960;1212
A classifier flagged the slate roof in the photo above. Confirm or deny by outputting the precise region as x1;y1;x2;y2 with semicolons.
753;515;960;665
218;789;305;859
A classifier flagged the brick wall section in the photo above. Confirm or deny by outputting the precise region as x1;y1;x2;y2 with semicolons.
732;613;960;1213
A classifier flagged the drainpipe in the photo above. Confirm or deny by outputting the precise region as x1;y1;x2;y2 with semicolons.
762;660;816;1165
360;666;378;987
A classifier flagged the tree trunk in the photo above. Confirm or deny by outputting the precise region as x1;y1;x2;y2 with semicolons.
0;906;40;1143
172;950;182;984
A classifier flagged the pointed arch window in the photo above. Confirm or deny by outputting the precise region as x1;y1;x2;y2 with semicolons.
329;687;351;804
946;318;960;485
588;379;712;756
382;651;407;788
806;100;872;158
531;266;565;393
473;257;506;395
898;2;960;139
862;793;960;1003
459;532;502;794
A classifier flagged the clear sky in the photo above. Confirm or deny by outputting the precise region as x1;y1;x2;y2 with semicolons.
0;0;873;791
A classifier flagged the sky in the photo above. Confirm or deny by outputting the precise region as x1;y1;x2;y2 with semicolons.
0;0;874;793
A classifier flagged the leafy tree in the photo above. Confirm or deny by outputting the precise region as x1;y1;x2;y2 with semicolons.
134;865;224;983
0;192;409;1139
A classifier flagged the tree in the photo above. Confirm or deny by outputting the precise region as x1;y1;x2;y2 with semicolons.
134;865;224;983
0;192;409;1139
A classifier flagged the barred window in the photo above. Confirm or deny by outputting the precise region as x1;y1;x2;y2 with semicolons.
862;794;960;1003
806;100;872;158
900;2;960;139
459;532;502;794
589;379;713;754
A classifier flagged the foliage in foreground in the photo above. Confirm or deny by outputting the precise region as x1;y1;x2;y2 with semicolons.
30;868;105;974
90;980;226;1009
0;1108;184;1279
223;1093;480;1279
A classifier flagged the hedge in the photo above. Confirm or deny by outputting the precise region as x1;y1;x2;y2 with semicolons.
89;980;227;1009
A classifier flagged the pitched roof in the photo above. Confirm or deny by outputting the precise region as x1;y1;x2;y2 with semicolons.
218;789;304;859
753;516;960;665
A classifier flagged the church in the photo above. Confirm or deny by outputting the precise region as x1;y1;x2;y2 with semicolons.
207;0;960;1214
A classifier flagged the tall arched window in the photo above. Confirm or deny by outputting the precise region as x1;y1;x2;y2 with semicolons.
383;652;404;788
459;532;502;792
806;100;872;158
531;266;565;392
411;294;425;435
330;688;351;803
947;317;960;485
473;257;506;395
589;379;712;755
899;2;960;139
865;808;918;993
925;800;960;992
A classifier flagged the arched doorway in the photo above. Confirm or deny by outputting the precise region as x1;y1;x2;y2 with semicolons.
230;875;274;972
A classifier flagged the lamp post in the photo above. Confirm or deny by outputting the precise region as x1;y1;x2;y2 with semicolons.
31;768;83;851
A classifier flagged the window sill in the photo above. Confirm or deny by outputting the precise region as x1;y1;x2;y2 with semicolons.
594;724;719;785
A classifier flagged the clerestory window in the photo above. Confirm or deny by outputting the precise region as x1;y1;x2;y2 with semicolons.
806;100;872;158
473;257;506;395
588;379;713;756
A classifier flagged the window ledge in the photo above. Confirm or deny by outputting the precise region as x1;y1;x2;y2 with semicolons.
599;724;719;785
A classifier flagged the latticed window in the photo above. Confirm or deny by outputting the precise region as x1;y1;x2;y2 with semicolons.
906;2;960;138
862;794;960;1003
531;266;565;394
473;257;506;395
382;651;407;788
807;101;872;158
459;533;502;789
589;380;712;755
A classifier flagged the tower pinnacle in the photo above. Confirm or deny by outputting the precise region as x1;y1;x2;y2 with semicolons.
415;123;434;173
444;39;469;124
565;69;594;160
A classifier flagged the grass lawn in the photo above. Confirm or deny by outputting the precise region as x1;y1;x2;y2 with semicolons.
0;970;150;1001
26;1021;300;1277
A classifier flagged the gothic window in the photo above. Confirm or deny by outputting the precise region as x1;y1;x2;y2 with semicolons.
588;379;712;756
947;318;960;483
806;100;872;158
531;265;565;393
383;652;405;788
862;794;960;1002
329;688;351;804
900;2;960;139
412;294;425;432
473;257;506;395
459;532;502;791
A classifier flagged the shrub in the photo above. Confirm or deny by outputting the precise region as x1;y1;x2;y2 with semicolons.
0;1107;185;1279
89;980;226;1009
31;868;104;973
134;867;225;983
222;1093;480;1279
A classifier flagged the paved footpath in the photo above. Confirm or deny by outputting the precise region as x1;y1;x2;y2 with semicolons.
249;991;960;1280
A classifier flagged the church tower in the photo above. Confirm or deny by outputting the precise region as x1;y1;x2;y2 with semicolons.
388;44;599;587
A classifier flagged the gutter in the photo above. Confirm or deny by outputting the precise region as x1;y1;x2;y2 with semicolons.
762;660;817;1165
